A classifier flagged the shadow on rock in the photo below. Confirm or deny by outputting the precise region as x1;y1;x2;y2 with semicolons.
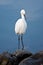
0;50;32;65
19;51;43;65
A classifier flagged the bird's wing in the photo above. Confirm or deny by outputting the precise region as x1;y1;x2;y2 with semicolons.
15;19;22;34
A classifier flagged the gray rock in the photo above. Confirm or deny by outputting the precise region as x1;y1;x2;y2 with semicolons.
19;51;43;65
0;50;43;65
0;50;32;65
13;49;32;65
31;51;43;59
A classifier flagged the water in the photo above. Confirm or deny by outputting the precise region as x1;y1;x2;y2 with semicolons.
0;0;43;53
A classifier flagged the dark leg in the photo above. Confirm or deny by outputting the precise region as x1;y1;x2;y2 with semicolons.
18;35;20;49
21;34;24;50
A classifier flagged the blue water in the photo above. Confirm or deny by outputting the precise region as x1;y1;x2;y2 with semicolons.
0;0;43;53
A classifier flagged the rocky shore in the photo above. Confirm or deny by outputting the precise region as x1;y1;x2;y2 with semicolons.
0;50;43;65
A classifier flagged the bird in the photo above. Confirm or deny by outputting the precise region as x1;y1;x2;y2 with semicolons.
15;9;27;50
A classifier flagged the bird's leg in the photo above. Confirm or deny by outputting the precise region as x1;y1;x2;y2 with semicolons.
21;34;24;50
18;34;20;49
20;34;21;49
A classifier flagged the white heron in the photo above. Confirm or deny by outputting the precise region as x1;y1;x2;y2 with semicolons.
15;9;27;50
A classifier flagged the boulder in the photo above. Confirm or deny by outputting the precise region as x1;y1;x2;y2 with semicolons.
0;50;43;65
0;50;32;65
0;52;16;65
31;51;43;59
12;49;32;65
19;51;43;65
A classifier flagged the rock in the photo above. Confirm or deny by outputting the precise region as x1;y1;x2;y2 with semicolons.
0;51;16;65
0;50;43;65
31;51;43;59
19;57;43;65
12;49;32;65
1;60;8;65
0;50;32;65
0;54;3;64
0;52;10;65
13;50;32;56
19;51;43;65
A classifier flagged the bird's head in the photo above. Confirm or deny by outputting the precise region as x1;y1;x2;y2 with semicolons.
20;9;26;16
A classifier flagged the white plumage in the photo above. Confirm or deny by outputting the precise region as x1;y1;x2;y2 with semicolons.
15;9;27;50
15;9;27;34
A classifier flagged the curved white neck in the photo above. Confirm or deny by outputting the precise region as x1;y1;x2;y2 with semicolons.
21;14;25;20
